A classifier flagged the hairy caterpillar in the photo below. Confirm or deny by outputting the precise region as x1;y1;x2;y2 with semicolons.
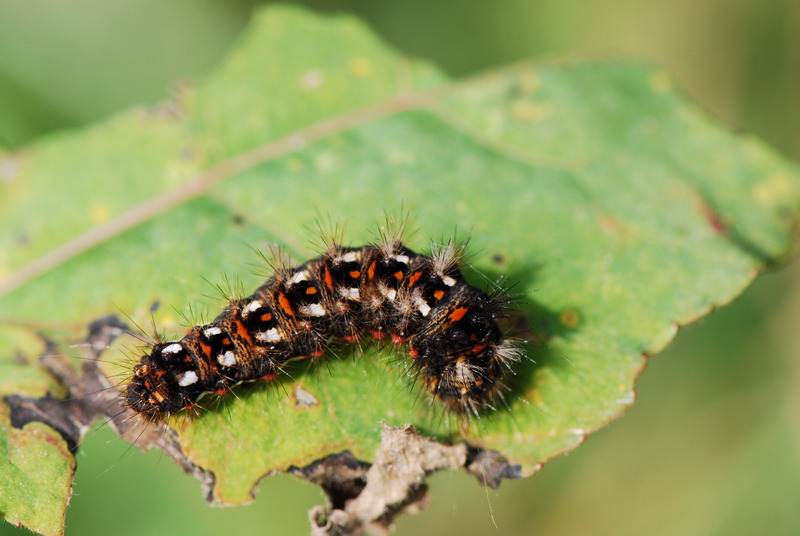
122;234;522;420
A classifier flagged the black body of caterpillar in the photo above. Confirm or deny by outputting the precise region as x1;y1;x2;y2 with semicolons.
123;239;521;420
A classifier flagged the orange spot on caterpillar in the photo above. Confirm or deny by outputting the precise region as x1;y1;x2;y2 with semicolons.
433;290;445;300
343;334;360;343
323;267;334;290
409;344;419;359
349;270;361;278
261;373;276;382
199;342;212;358
427;377;439;391
278;292;296;317
235;319;253;343
372;330;385;340
449;307;469;322
306;287;318;295
261;312;272;322
393;271;404;280
367;260;376;279
311;349;325;357
215;387;228;396
407;271;422;287
391;334;404;345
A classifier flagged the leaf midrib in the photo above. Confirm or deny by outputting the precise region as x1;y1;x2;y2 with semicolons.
0;90;440;299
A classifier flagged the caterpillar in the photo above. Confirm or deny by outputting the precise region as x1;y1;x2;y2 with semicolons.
122;234;522;420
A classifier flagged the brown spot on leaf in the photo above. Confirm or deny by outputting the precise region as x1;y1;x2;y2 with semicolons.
598;214;628;238
559;309;580;328
699;201;727;235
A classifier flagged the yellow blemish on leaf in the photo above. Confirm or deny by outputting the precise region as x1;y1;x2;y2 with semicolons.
482;108;505;136
753;173;793;206
527;388;542;405
90;204;110;224
0;156;21;182
518;70;541;94
286;157;304;172
387;149;414;165
598;214;630;240
649;71;672;94
299;68;325;91
559;309;580;328
510;99;550;123
0;265;9;280
315;151;337;172
348;57;373;78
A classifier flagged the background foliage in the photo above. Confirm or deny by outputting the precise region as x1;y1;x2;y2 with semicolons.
1;1;799;535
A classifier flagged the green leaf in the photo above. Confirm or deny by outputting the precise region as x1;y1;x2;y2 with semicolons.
0;328;73;536
1;4;799;533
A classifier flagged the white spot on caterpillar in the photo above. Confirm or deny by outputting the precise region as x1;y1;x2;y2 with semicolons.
217;351;236;367
395;254;410;264
339;287;360;300
385;289;397;301
341;251;359;263
291;270;310;284
243;300;262;316
162;343;182;355
454;361;476;383
258;328;282;342
204;326;222;338
300;303;326;317
177;370;198;387
442;275;457;287
417;300;431;317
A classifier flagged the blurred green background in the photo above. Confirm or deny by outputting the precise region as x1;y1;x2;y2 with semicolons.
1;1;798;535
